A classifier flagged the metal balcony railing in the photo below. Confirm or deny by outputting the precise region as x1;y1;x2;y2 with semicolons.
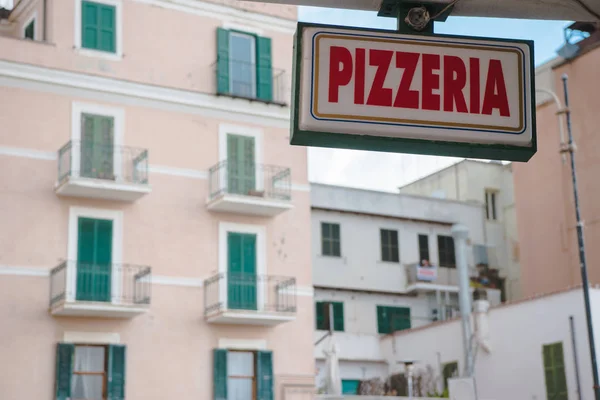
57;140;149;185
212;58;289;105
204;273;297;315
49;261;152;307
208;160;291;202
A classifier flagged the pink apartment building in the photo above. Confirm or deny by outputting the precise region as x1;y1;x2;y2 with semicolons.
0;1;314;399
514;25;600;297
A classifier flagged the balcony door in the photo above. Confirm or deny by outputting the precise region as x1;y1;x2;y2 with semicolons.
81;113;114;180
227;134;256;195
227;232;257;310
76;217;112;302
229;32;256;98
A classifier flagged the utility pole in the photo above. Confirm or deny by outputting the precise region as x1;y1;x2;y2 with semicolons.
562;74;600;400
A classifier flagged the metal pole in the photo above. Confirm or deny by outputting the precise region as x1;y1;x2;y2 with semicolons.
407;363;414;400
570;315;583;400
328;302;334;334
451;224;473;377
562;74;600;400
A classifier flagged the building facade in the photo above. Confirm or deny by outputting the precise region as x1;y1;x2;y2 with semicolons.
310;184;501;394
0;1;314;400
381;287;600;400
399;159;521;301
514;25;600;297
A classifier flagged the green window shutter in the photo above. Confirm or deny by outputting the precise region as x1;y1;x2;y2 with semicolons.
213;349;227;400
107;345;126;400
315;302;325;330
55;343;74;400
98;4;116;52
333;302;344;331
256;350;274;400
256;36;273;102
377;306;389;334
81;1;115;53
24;20;35;39
216;28;230;94
543;342;568;400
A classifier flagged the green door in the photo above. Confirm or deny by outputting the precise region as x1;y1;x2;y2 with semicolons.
77;217;112;302
81;113;114;180
227;232;257;310
227;134;255;195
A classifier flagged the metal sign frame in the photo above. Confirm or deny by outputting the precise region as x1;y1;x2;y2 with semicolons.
290;22;537;162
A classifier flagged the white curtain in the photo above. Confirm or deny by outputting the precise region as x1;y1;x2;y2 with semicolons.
71;346;104;400
227;351;254;400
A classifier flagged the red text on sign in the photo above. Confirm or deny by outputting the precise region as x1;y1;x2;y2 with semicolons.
327;46;511;117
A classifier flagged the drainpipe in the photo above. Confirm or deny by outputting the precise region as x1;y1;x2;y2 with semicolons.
570;315;583;400
451;224;474;377
43;0;47;41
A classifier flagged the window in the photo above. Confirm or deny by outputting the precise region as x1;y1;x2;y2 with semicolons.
80;113;115;180
77;217;113;302
24;18;35;40
81;1;116;53
543;342;568;400
437;235;456;268
315;301;344;331
380;229;399;262
216;28;273;102
55;343;126;400
442;361;458;390
485;190;498;220
377;306;411;334
227;232;257;310
213;349;273;400
342;380;360;395
418;234;430;262
321;223;341;257
227;134;256;195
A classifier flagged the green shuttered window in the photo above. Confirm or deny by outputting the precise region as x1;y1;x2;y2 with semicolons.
377;306;411;334
213;349;274;400
321;222;341;257
315;301;344;331
24;19;35;40
81;1;116;53
55;343;126;400
216;27;273;102
77;217;113;302
227;232;258;310
380;229;399;262
543;342;568;400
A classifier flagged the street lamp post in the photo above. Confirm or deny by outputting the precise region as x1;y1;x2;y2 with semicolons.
560;74;600;400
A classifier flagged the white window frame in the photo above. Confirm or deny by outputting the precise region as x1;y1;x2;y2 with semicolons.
22;11;37;40
71;102;124;181
74;0;123;60
228;31;257;98
218;123;264;192
66;206;124;304
218;222;266;311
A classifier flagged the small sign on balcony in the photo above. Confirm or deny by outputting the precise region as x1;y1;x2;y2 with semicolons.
290;22;536;161
417;265;437;282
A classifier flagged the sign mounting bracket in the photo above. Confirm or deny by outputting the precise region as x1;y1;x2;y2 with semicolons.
378;0;456;34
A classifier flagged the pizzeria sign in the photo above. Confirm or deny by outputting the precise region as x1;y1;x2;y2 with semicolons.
290;23;536;161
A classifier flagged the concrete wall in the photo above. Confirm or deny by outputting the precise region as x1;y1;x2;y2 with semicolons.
399;161;520;300
311;185;487;293
514;48;600;296
381;288;600;400
0;1;314;399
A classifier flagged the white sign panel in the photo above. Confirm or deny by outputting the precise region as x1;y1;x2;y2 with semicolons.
291;23;536;161
417;266;437;282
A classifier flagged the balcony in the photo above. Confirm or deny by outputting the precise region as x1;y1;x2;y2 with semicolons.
49;261;151;318
55;141;151;202
204;273;296;325
206;160;293;216
405;263;477;292
213;59;288;106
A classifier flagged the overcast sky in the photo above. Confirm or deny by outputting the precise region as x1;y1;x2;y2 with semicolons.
299;6;568;192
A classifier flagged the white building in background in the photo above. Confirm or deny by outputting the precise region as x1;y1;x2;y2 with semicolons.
399;159;520;301
381;286;600;400
310;183;502;394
